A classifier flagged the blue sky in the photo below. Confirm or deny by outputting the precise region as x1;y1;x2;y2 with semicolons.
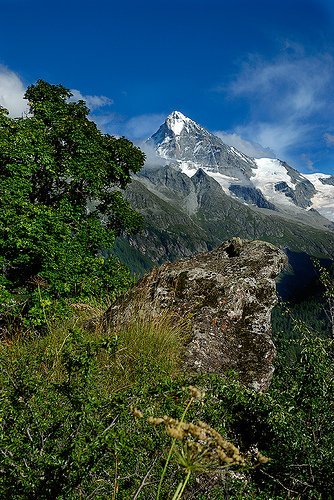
1;0;334;174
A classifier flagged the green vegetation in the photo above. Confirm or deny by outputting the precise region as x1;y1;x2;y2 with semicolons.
0;305;188;498
1;291;333;499
1;79;333;498
0;80;144;330
119;170;334;276
113;236;154;275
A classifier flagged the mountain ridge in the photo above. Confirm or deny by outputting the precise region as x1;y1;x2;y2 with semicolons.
147;111;334;223
114;111;334;276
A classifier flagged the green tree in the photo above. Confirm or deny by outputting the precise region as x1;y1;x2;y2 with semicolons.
317;263;334;338
0;80;145;328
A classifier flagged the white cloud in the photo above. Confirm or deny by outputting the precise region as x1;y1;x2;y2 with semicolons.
122;113;166;141
0;67;113;118
300;154;315;171
94;112;166;141
235;121;313;159
220;51;334;159
214;130;276;158
140;141;168;169
228;54;333;119
70;89;113;111
0;65;28;117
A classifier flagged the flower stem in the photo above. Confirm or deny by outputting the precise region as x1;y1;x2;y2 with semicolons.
156;397;193;500
172;470;191;500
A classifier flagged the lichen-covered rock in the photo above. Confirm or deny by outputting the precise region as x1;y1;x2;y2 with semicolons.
107;238;287;391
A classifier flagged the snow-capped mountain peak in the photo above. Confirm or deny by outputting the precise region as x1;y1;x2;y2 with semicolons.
148;111;255;178
165;111;190;136
146;112;334;223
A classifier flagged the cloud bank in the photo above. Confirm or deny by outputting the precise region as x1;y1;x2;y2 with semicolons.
123;113;166;141
70;89;113;111
0;65;28;117
219;48;334;165
0;66;114;119
95;112;166;142
214;130;276;158
139;141;168;169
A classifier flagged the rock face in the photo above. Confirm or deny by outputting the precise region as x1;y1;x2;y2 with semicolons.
119;164;334;277
108;238;288;391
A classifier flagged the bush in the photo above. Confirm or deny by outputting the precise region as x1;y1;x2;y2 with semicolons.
1;275;333;498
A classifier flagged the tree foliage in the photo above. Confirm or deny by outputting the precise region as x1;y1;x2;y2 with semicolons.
0;80;145;327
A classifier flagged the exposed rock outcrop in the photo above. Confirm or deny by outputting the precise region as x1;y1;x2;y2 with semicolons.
107;238;288;391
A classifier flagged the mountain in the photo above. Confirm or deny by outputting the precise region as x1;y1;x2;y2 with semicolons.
114;111;334;276
148;110;255;182
148;111;334;222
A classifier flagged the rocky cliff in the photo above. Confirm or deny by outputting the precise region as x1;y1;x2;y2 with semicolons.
115;166;334;276
107;238;287;391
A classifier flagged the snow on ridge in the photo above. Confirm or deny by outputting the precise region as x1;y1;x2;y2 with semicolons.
204;171;239;194
194;141;203;154
249;158;296;208
231;146;250;162
252;158;296;190
304;172;331;181
178;160;201;177
168;110;188;121
304;173;334;222
177;160;237;194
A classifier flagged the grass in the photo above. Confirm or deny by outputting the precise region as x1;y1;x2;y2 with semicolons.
109;305;189;390
1;294;333;499
0;298;193;498
0;297;189;397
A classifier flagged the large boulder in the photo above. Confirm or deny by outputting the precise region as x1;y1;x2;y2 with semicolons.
107;238;287;391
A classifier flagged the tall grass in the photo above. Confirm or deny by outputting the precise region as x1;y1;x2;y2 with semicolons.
0;298;189;395
108;303;189;391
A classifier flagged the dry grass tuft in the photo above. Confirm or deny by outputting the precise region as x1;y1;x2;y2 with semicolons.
103;301;190;392
0;298;189;395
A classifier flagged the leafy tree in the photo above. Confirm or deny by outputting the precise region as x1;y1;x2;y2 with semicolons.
0;80;145;327
317;262;334;338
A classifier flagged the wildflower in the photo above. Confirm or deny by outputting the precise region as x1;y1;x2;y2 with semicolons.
257;452;270;464
188;385;204;400
147;416;164;425
131;407;143;418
